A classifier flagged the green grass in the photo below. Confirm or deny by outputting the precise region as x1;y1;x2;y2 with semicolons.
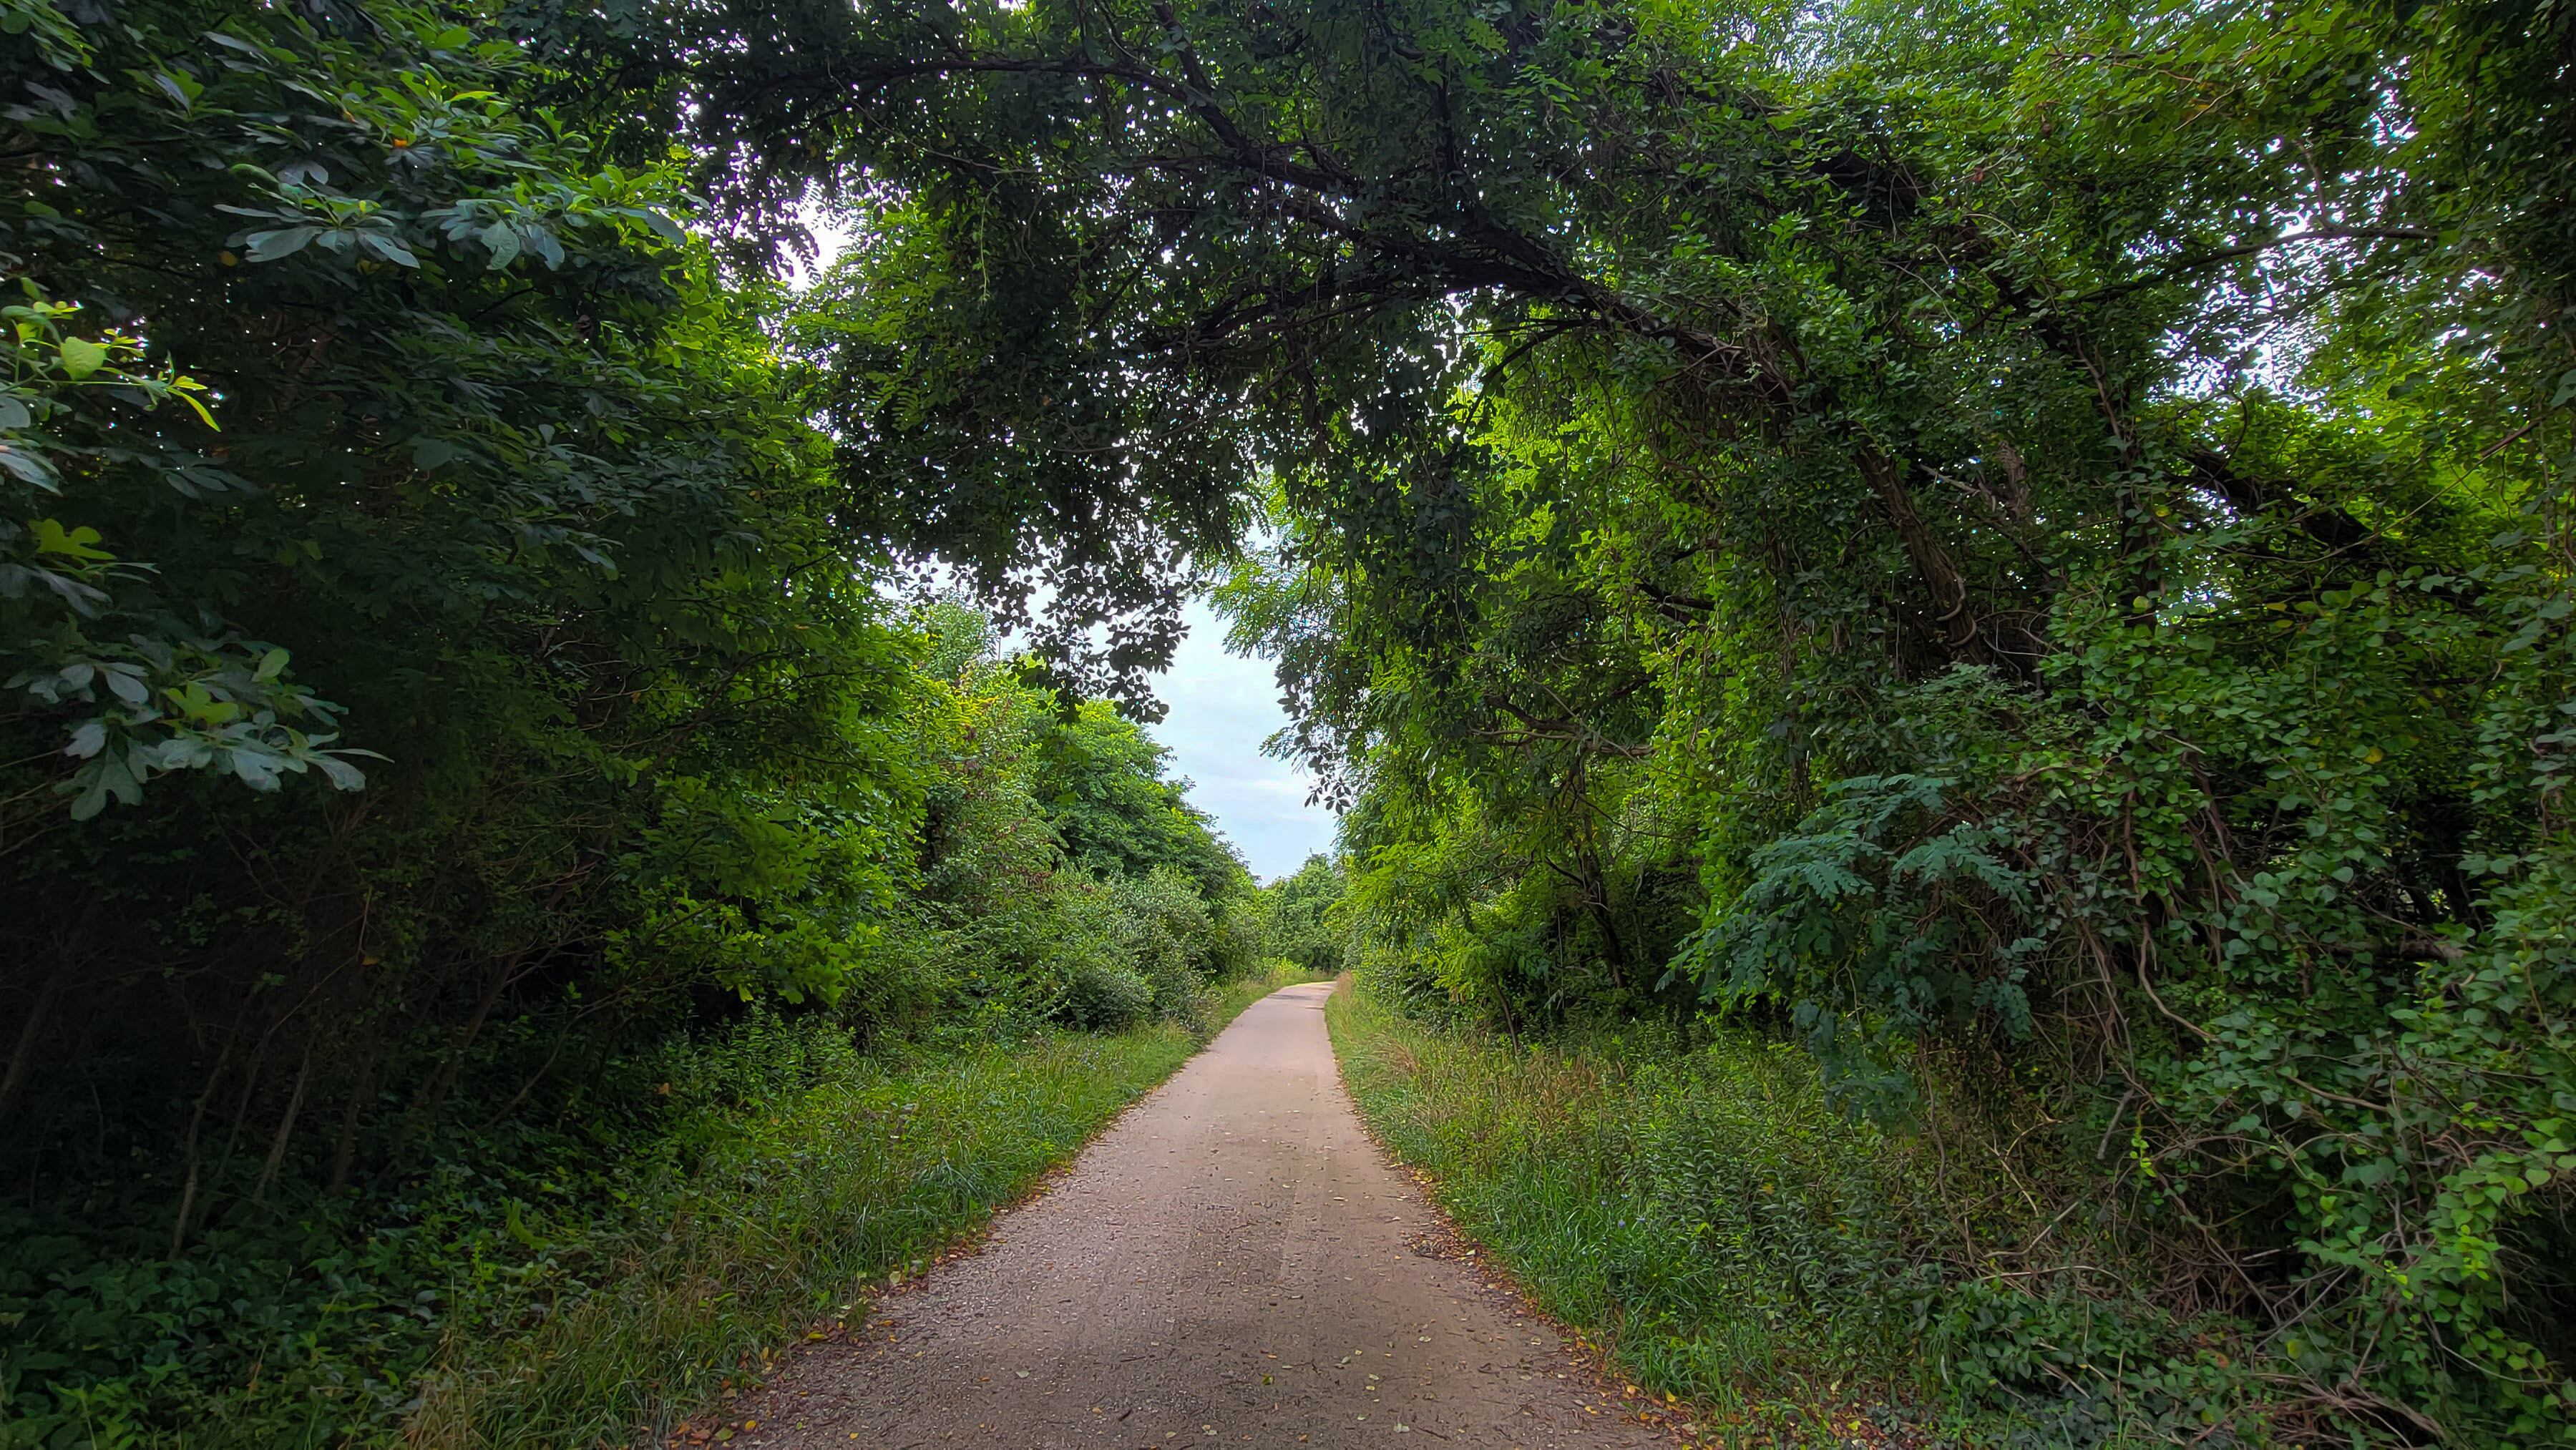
1324;980;2268;1449
407;964;1319;1447
1324;979;1922;1447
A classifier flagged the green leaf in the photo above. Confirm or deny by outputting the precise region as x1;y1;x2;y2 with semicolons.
0;441;58;489
150;69;203;109
57;335;104;379
31;518;112;561
174;387;219;431
636;207;688;247
102;667;147;707
357;231;421;268
242;227;320;262
228;745;286;790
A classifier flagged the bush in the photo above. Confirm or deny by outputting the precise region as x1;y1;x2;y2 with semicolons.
1104;867;1221;1022
1063;958;1156;1030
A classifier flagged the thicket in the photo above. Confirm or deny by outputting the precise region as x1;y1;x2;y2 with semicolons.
0;1;1267;1439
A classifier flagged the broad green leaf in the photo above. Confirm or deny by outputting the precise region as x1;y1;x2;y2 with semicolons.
57;335;104;378
0;441;57;488
31;518;112;561
242;227;320;262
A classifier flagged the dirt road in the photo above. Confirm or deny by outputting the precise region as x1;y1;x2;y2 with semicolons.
726;981;1674;1449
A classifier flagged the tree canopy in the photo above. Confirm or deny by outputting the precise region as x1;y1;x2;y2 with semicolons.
618;0;2570;1434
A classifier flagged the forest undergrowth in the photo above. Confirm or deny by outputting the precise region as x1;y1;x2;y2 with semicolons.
1331;980;2288;1449
9;965;1316;1449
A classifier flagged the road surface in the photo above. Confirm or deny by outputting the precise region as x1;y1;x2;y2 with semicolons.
721;981;1675;1449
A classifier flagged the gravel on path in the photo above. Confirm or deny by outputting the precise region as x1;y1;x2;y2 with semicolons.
715;981;1679;1450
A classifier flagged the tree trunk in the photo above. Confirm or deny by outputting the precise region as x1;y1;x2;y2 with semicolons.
414;951;522;1126
1855;448;1988;663
0;966;64;1124
168;1037;238;1260
253;1047;313;1205
329;1027;378;1193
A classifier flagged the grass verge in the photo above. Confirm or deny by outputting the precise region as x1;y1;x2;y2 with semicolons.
1327;979;1952;1449
409;963;1319;1447
1324;980;2272;1449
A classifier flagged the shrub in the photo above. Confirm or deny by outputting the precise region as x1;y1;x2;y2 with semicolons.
1105;867;1222;1021
1063;959;1156;1031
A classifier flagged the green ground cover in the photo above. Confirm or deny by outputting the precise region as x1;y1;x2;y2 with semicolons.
409;963;1313;1448
1326;981;2259;1449
4;964;1312;1450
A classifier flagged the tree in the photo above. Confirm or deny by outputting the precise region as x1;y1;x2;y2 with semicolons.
1037;699;1248;898
1260;853;1346;977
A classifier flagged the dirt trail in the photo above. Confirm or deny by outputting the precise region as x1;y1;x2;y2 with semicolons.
726;981;1674;1449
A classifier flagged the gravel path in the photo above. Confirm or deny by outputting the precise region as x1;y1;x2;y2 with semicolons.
722;981;1676;1449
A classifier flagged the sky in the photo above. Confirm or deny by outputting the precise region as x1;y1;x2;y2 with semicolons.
1146;598;1337;883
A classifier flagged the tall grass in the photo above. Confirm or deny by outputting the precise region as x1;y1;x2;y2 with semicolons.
1324;981;2259;1448
1325;981;1921;1442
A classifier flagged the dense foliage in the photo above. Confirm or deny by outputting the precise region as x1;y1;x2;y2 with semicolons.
0;4;1257;1437
1209;3;2575;1442
1260;853;1350;978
